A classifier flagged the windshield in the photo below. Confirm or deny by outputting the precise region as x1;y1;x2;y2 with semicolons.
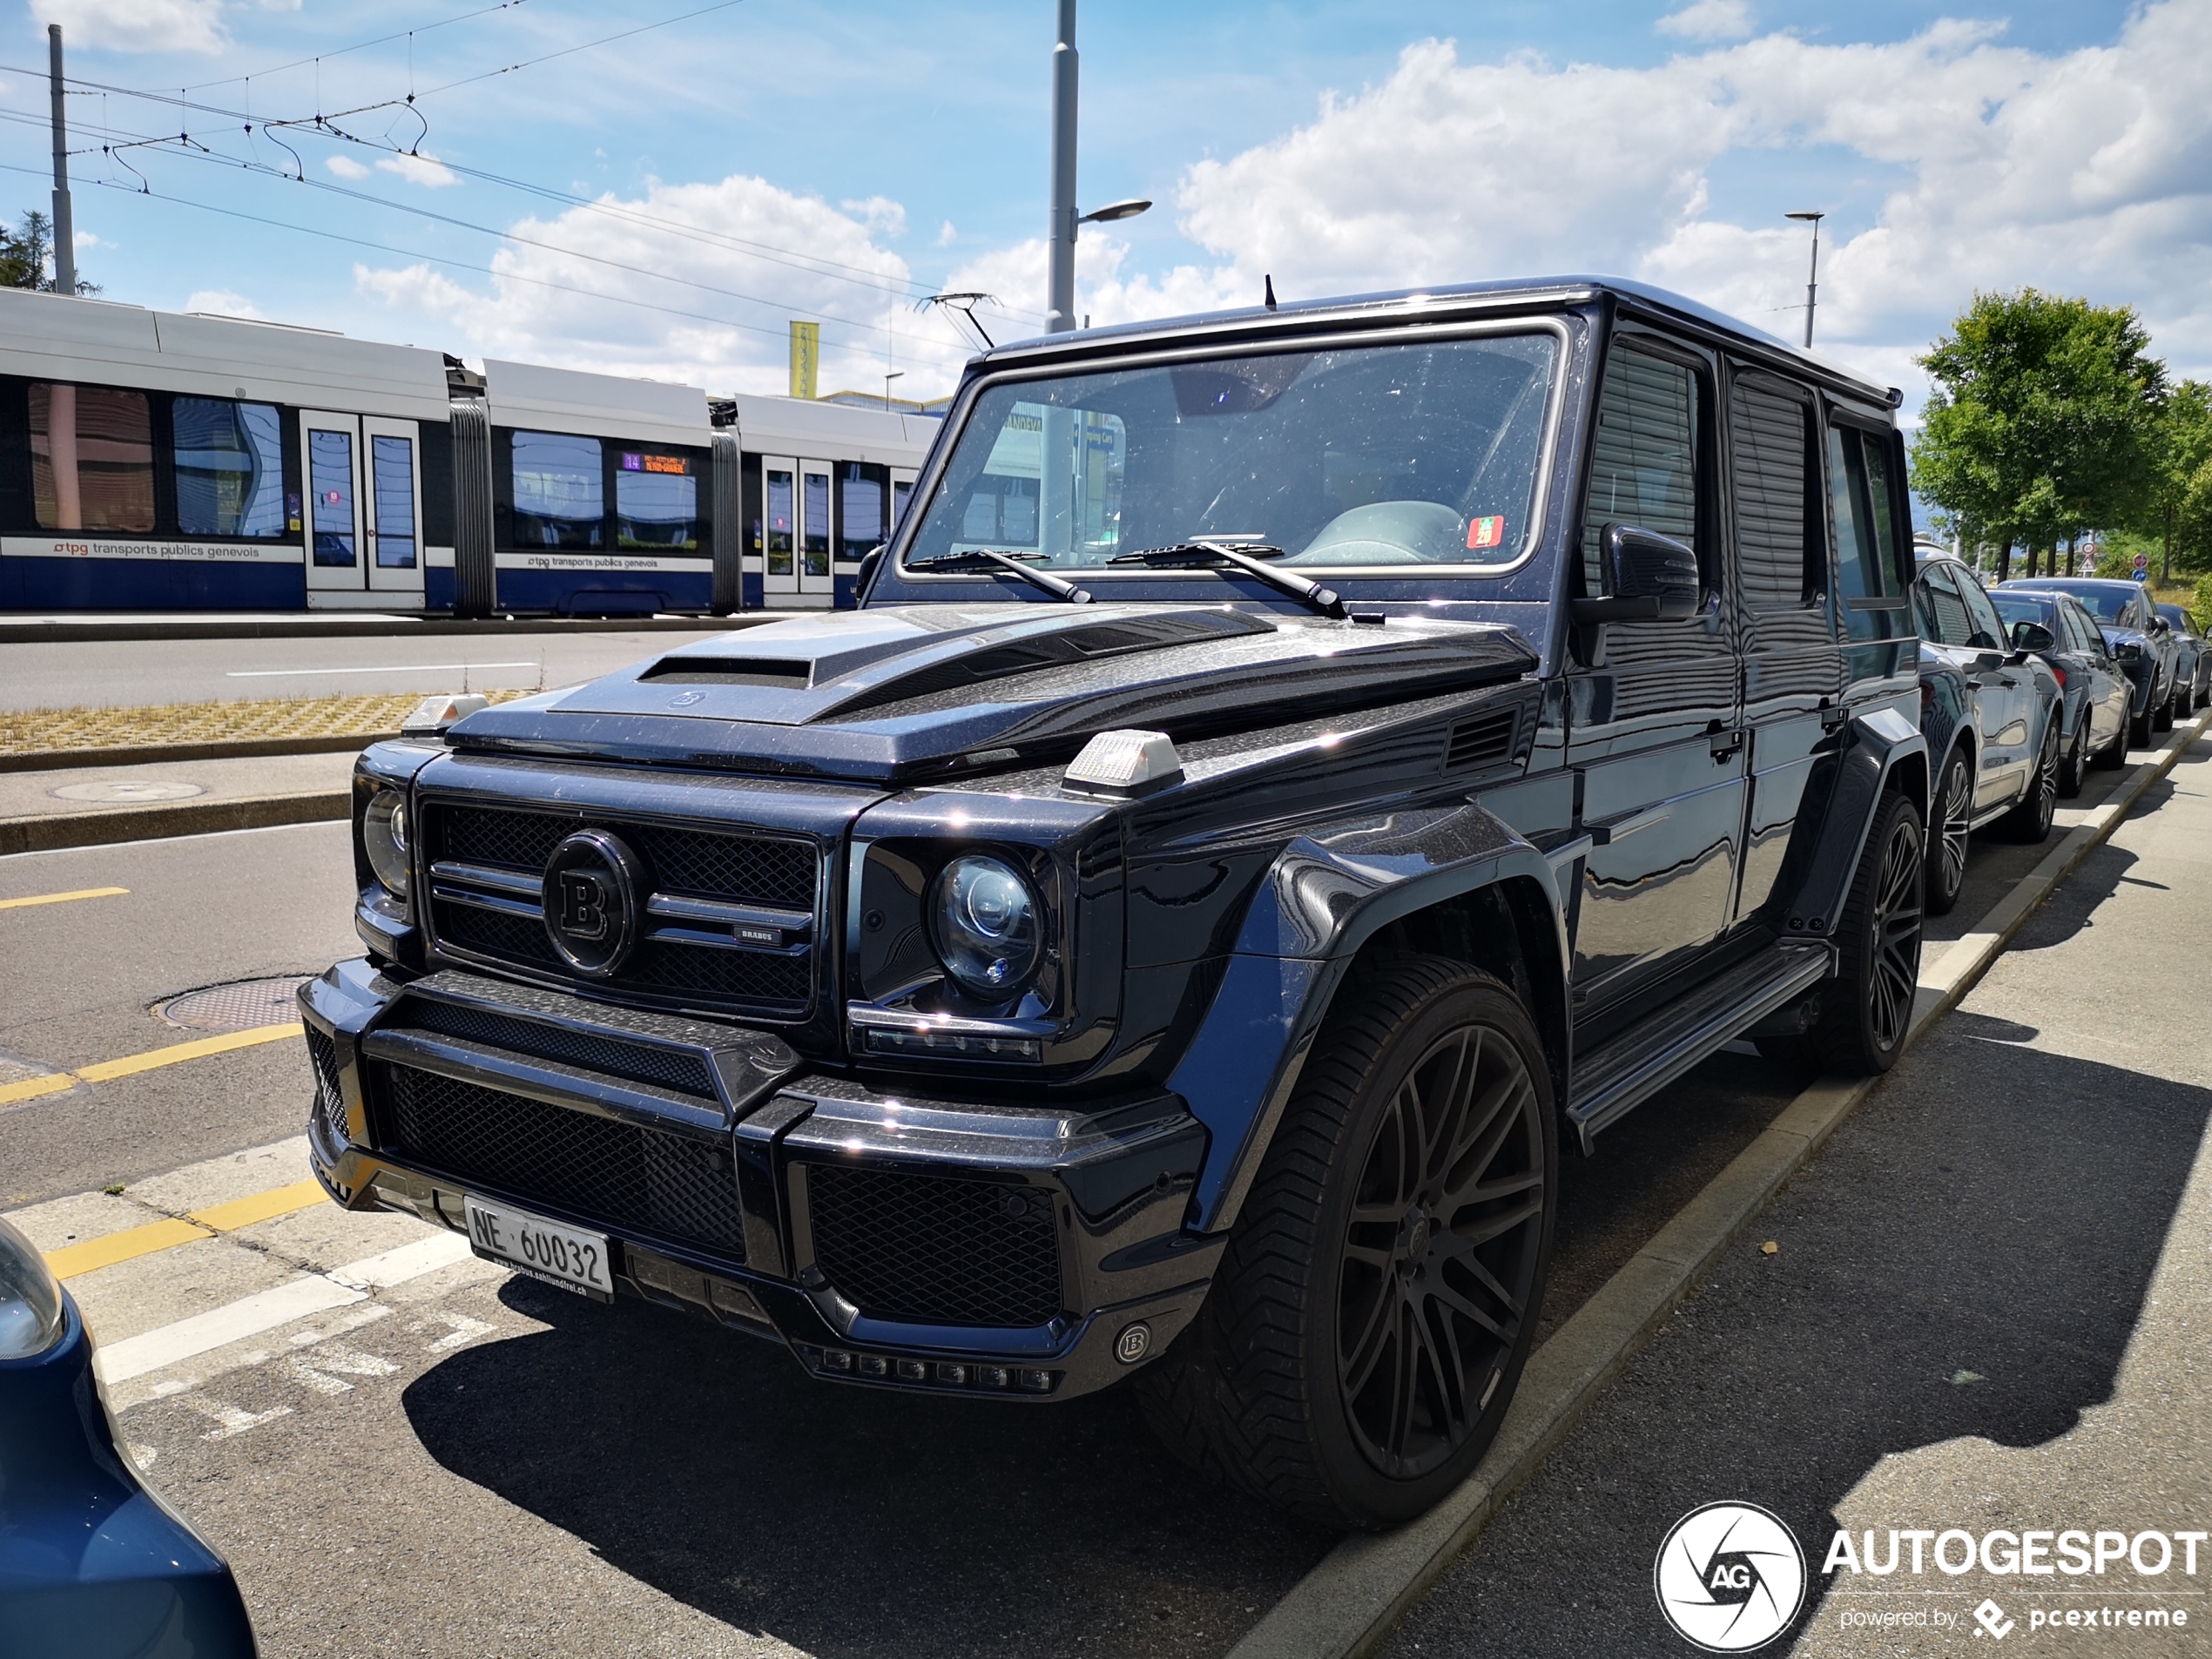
2051;584;2133;621
903;333;1558;574
1991;594;2052;629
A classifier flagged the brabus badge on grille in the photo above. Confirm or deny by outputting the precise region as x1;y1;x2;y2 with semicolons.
541;829;645;978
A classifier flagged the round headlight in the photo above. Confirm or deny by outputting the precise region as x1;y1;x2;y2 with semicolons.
929;854;1043;999
363;788;410;899
0;1214;65;1360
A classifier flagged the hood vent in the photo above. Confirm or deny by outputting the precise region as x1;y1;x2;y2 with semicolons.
639;658;812;689
1443;708;1518;774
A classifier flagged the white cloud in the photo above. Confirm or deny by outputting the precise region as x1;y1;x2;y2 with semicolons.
32;0;223;53
325;156;371;181
1148;4;2212;396
841;196;906;238
936;219;958;247
1656;0;1756;42
185;287;261;319
352;174;983;396
376;153;460;190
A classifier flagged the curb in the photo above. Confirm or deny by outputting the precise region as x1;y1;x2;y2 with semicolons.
0;732;392;774
1226;712;2209;1659
0;613;786;645
0;788;350;856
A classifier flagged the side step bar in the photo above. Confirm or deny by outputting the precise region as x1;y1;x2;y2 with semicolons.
1566;940;1832;1154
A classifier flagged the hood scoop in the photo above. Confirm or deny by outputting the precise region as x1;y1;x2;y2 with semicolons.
638;657;813;689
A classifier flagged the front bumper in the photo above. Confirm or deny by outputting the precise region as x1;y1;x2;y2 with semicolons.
300;959;1220;1401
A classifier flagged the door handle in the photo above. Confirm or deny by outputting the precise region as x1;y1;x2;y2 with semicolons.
1709;728;1745;762
1819;705;1847;732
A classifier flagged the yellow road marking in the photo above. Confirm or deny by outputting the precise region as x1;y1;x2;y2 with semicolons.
0;1073;76;1106
0;886;130;910
74;1022;301;1082
188;1177;331;1232
45;1217;213;1279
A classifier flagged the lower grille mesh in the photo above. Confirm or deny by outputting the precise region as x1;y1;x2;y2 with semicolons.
305;1023;343;1145
806;1165;1062;1328
380;1065;745;1261
395;998;718;1100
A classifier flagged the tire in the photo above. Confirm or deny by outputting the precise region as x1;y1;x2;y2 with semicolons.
2153;674;2174;733
2058;715;2087;799
2130;685;2155;748
1136;957;1556;1530
1803;790;1925;1076
1997;716;2060;842
1924;747;1971;917
2092;717;2128;769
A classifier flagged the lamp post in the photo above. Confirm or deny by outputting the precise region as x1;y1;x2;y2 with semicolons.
882;369;903;412
1786;210;1824;349
1044;1;1150;334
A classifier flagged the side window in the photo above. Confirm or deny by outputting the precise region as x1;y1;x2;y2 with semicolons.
1826;423;1905;642
1919;564;1976;647
615;448;699;550
511;431;604;550
30;382;156;533
1957;570;2007;650
839;462;888;559
174;397;286;539
1730;375;1812;611
1581;344;1699;595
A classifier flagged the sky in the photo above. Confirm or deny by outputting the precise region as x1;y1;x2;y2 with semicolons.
4;0;2205;421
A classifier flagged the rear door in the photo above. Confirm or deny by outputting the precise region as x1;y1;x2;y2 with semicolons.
1955;570;2036;806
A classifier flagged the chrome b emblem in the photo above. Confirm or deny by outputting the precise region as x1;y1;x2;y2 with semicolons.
541;829;644;976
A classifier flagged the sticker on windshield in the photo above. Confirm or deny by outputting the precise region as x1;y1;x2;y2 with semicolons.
1468;516;1506;550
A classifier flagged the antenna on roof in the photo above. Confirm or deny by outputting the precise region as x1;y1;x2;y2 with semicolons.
1264;274;1278;312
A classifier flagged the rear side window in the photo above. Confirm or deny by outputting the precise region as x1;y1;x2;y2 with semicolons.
1827;423;1907;643
512;431;604;550
1730;376;1812;611
30;381;156;533
1581;345;1698;595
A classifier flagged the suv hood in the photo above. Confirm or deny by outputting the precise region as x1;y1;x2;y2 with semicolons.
450;603;1536;783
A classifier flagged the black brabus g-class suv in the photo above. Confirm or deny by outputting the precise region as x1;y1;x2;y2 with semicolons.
303;277;1926;1528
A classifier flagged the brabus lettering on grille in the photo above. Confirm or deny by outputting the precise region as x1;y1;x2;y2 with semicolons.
557;870;610;940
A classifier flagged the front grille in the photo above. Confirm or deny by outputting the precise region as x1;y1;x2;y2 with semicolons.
380;1065;745;1260
423;801;819;1018
305;1023;344;1144
395;998;718;1100
806;1165;1062;1328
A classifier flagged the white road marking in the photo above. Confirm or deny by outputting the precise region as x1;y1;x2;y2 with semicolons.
96;1231;475;1385
190;1397;294;1440
427;1312;496;1351
225;662;537;678
292;1340;400;1395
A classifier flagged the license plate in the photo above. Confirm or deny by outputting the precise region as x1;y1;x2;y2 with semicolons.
463;1195;614;1301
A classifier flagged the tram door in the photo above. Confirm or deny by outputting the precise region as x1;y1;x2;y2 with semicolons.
800;459;836;599
761;454;797;600
891;467;918;532
301;411;425;606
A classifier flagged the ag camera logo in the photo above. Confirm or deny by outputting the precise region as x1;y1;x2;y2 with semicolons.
1655;1502;1808;1651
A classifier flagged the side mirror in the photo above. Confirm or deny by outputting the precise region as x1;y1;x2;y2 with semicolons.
855;545;886;597
2151;617;2172;635
1571;523;1702;624
2010;620;2054;651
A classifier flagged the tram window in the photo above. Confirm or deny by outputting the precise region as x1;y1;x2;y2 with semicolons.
765;466;793;577
371;435;417;569
893;477;914;525
616;449;698;550
30;382;155;533
309;428;357;567
512;431;604;549
839;462;887;560
803;471;831;577
174;397;284;538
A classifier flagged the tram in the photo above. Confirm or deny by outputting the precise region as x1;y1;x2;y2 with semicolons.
0;286;938;616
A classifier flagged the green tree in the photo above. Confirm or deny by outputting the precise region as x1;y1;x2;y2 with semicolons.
1911;288;2167;580
0;209;96;294
2143;381;2212;578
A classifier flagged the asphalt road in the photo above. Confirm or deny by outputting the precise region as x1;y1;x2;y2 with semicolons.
0;734;2185;1657
0;628;736;712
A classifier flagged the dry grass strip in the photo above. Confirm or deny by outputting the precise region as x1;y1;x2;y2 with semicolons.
0;689;531;757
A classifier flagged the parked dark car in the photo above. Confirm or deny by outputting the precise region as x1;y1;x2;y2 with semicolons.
1989;589;2131;793
0;1216;258;1657
2000;577;2177;745
303;276;1934;1528
1911;551;2063;913
2155;603;2209;712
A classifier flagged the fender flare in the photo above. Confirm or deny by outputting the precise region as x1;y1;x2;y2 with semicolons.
1778;705;1928;941
1165;800;1569;1232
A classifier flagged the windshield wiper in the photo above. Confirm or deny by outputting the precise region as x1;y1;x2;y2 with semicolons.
907;549;1092;604
1109;540;1346;618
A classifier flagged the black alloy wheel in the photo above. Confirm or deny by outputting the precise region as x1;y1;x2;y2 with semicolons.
2059;713;2088;799
2130;681;2155;748
1136;959;1556;1529
2161;679;2183;730
1999;717;2060;842
1808;789;1925;1075
1925;747;1972;916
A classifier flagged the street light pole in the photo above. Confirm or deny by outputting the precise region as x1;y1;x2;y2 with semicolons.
1046;0;1079;334
1786;210;1824;350
883;369;903;412
48;24;75;297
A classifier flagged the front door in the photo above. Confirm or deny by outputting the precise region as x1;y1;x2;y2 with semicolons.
800;458;835;599
760;455;797;599
1567;334;1746;1029
301;411;425;608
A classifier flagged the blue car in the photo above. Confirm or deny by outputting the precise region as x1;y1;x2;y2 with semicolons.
0;1216;258;1657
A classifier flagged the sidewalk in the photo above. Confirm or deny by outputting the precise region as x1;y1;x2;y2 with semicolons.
0;751;355;853
1383;735;2212;1657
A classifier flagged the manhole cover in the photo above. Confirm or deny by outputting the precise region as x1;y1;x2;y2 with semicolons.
158;976;309;1032
51;779;207;803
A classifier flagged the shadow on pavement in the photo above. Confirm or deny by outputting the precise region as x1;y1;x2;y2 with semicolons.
402;1285;1332;1659
1382;1015;2212;1657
